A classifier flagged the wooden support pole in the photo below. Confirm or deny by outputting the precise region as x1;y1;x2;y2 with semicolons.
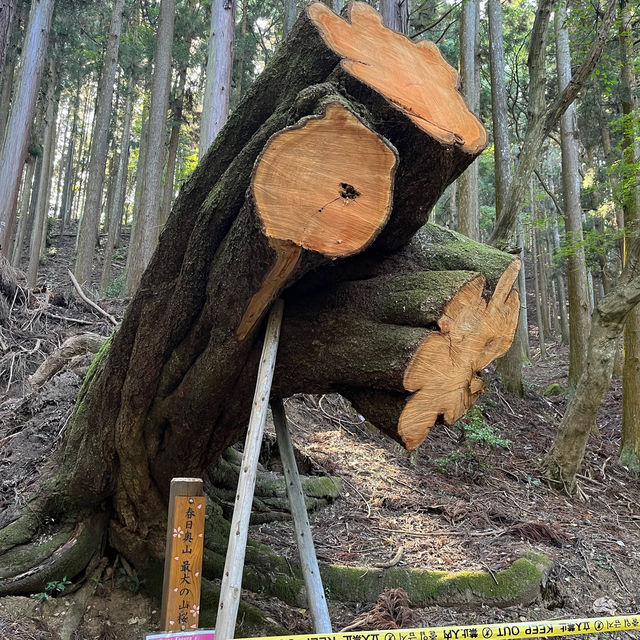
215;300;285;640
161;477;204;631
271;395;332;634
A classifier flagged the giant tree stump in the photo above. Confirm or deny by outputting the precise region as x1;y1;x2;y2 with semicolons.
0;2;518;595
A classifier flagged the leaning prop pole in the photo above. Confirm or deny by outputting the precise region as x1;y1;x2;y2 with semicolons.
215;300;285;640
271;395;332;633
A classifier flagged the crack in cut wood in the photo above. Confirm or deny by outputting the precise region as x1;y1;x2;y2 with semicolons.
316;183;361;213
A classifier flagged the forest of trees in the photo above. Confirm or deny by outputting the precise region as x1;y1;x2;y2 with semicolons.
0;0;639;618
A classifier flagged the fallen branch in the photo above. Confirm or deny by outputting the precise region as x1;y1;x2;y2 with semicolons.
67;269;117;325
374;546;404;569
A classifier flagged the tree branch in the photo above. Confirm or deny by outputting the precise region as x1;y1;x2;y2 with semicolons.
490;0;616;250
534;168;563;215
68;269;118;325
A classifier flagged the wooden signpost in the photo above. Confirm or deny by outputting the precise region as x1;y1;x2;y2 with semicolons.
160;478;207;634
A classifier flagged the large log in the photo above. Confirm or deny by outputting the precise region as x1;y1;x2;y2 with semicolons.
276;259;521;449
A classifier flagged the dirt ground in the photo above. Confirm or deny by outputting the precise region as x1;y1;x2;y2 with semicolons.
1;228;639;639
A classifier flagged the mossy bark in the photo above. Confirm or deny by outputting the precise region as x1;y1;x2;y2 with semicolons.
207;447;341;520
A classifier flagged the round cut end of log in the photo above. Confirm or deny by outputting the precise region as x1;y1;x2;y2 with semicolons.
252;101;397;258
307;2;487;155
398;259;521;449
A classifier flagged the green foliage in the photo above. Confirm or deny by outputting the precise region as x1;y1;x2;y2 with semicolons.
434;450;477;474
460;407;512;449
434;408;510;480
31;576;72;601
116;566;145;594
106;273;126;298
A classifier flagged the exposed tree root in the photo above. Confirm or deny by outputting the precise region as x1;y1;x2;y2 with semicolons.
197;502;552;615
207;446;341;521
0;513;107;596
29;333;105;388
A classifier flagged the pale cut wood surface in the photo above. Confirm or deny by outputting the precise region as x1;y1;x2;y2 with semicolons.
239;102;397;340
253;102;396;258
399;259;521;449
308;2;487;154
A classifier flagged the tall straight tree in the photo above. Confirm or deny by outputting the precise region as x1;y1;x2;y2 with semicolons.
126;0;176;293
380;0;408;34
489;0;525;394
74;0;127;287
27;62;57;288
555;0;591;391
531;178;547;358
101;82;134;296
0;0;55;256
618;0;640;471
199;0;235;159
0;0;16;68
160;67;187;229
457;0;479;240
59;82;81;238
490;0;616;251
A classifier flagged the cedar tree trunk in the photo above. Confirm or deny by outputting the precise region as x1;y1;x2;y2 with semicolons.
0;3;519;602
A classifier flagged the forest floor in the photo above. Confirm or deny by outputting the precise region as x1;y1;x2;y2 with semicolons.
1;228;639;640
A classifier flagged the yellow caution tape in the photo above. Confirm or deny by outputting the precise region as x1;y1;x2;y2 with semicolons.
238;614;640;640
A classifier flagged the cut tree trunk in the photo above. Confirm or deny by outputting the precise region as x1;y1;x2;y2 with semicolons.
0;2;515;597
273;260;520;449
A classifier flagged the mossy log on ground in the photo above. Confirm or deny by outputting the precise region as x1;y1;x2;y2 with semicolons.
197;504;551;612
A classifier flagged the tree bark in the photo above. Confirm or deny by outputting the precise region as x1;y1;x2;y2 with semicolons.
544;235;640;491
531;179;547;358
618;0;640;472
100;85;134;297
59;84;80;238
380;0;408;34
457;0;479;241
8;156;35;265
284;0;297;36
0;21;17;143
0;0;16;69
199;0;235;158
489;0;525;393
126;0;175;293
159;66;187;229
74;0;126;287
27;65;57;288
555;0;591;391
0;0;55;255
